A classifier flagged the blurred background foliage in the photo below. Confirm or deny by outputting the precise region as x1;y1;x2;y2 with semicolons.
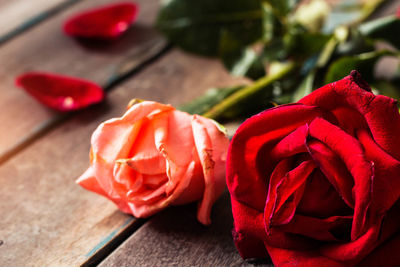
156;0;400;121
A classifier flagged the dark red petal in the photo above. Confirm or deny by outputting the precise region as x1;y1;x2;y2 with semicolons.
230;197;269;259
357;203;400;266
227;104;325;212
330;106;368;136
265;160;315;230
358;233;400;266
63;2;138;39
16;72;104;112
266;245;346;267
279;214;353;242
357;129;400;213
297;168;353;219
319;215;383;262
309;117;373;241
305;140;354;208
270;124;309;161
299;70;400;161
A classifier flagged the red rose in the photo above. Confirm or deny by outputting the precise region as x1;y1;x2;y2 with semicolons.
227;71;400;266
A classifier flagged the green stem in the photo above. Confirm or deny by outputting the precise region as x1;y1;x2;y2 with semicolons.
202;62;296;120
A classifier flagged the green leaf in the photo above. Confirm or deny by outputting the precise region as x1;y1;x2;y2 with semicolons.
359;16;400;49
284;24;331;58
219;30;266;79
156;0;263;57
262;39;287;61
179;86;243;115
324;50;396;83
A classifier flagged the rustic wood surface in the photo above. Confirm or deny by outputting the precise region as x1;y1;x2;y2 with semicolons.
0;48;244;266
0;0;165;163
0;0;80;42
99;192;273;267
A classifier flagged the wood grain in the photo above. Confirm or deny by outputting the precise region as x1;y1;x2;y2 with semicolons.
0;49;245;266
0;0;166;163
99;192;273;267
0;0;81;42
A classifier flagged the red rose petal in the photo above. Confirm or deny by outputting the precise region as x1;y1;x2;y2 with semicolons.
264;160;315;230
309;117;373;241
357;129;400;213
300;70;400;161
63;2;139;39
16;72;104;112
270;124;309;161
265;245;345;267
279;214;353;242
296;168;353;219
305;139;355;208
227;104;326;212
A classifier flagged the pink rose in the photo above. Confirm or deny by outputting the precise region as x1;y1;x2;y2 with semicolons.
77;100;229;225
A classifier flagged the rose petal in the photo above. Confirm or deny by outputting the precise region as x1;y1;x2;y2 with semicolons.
77;167;107;197
319;218;382;262
270;124;309;161
91;101;171;198
152;110;196;195
63;2;139;39
357;129;400;213
227;104;326;212
305;140;354;209
230;197;269;259
127;161;196;217
309;117;373;240
264;160;315;230
113;161;142;193
300;70;400;160
16;72;104;112
76;167;131;213
266;245;345;267
320;202;400;263
124;117;166;175
330;106;369;136
279;214;353;242
358;233;400;266
297;168;353;219
191;115;228;225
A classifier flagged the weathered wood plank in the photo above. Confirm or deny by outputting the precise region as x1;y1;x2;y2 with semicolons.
99;192;273;267
0;49;245;266
0;0;83;44
0;0;166;164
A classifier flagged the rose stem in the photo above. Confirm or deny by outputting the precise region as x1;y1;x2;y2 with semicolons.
202;61;295;120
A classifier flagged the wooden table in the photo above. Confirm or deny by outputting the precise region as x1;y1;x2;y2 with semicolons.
0;0;397;266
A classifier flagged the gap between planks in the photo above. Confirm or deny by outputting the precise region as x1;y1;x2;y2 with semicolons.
0;0;85;45
81;218;146;267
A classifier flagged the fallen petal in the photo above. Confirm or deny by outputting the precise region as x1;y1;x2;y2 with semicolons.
63;2;139;39
16;72;104;112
